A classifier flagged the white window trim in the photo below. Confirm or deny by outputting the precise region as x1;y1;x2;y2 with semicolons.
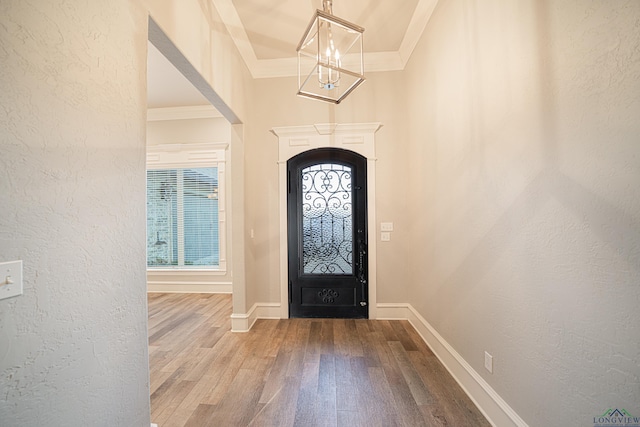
147;142;228;272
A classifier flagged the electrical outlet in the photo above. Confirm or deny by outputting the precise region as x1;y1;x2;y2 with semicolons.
381;232;391;241
484;351;493;373
380;222;394;232
0;260;23;301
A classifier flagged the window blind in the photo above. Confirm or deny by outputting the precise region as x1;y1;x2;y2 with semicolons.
147;167;219;268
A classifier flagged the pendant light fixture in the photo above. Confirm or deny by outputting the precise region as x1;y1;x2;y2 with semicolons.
297;0;365;104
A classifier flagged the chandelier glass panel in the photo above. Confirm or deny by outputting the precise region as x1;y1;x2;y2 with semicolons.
297;0;365;104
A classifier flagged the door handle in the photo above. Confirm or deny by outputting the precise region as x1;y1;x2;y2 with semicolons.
357;238;367;307
357;239;367;284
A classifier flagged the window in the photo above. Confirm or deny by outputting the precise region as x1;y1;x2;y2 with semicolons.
146;144;226;271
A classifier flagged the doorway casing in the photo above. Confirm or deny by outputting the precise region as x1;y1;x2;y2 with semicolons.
272;123;382;319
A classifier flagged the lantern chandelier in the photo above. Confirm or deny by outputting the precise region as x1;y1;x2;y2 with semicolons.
296;0;365;104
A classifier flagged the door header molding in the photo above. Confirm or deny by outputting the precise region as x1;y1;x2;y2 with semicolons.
271;123;382;137
272;122;382;162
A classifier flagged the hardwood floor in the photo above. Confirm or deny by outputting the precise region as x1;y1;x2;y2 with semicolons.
148;293;490;427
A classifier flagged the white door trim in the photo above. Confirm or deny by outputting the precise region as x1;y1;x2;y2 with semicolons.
272;123;382;319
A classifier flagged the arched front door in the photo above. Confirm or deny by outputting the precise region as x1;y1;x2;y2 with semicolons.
287;148;368;318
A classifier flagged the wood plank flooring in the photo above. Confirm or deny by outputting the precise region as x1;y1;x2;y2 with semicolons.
148;293;490;427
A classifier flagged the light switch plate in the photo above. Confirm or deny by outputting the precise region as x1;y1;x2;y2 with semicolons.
380;222;394;232
381;232;391;242
484;351;493;373
0;260;23;301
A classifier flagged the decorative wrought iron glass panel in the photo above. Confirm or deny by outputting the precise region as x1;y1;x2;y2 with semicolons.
301;163;353;274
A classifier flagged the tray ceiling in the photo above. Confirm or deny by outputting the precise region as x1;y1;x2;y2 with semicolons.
147;0;439;108
214;0;439;77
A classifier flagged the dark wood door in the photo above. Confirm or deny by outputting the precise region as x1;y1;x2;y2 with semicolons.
288;148;368;318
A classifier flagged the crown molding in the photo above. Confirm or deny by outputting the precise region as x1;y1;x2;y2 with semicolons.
251;57;299;79
147;105;223;121
211;0;259;77
363;51;405;73
211;0;440;79
399;0;439;64
249;51;405;79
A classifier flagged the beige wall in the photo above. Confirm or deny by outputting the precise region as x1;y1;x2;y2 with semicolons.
0;1;150;425
147;116;231;145
1;0;255;424
244;71;412;308
403;0;640;425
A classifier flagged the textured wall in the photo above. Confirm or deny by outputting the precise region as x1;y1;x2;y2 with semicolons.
0;1;150;426
403;0;640;425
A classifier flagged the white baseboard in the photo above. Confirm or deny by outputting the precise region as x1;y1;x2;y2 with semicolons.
377;303;528;427
231;302;281;332
147;282;232;294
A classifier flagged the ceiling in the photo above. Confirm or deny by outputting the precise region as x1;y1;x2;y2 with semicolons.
219;0;439;77
147;0;439;108
147;42;211;109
